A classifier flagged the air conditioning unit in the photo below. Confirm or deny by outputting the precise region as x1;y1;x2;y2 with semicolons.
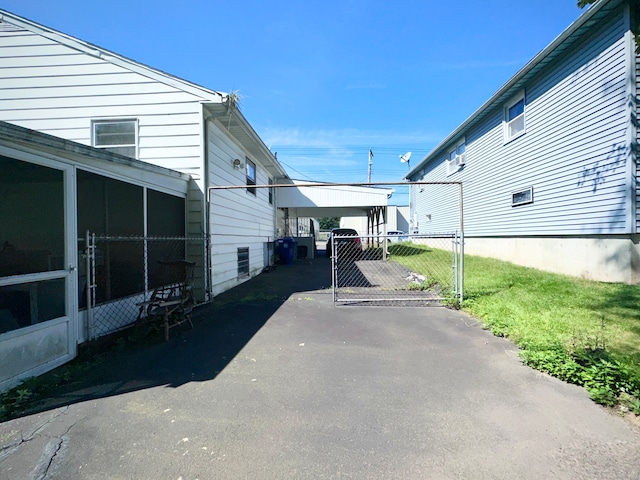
446;154;465;175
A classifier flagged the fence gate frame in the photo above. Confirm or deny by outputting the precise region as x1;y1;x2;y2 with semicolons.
330;231;464;306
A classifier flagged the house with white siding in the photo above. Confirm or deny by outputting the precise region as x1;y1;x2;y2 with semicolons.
0;10;398;390
406;0;639;284
0;9;289;300
0;120;194;391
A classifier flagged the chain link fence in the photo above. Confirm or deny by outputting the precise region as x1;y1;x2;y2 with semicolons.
332;233;463;305
80;233;207;340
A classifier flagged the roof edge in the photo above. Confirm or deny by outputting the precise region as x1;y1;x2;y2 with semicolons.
204;103;289;179
406;0;623;178
0;9;225;102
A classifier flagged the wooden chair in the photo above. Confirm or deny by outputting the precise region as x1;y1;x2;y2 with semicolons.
137;260;196;341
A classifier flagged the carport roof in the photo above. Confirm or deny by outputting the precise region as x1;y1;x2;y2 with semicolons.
275;180;393;217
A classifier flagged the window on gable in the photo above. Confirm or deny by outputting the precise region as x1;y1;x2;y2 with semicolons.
92;119;137;158
505;94;526;142
268;178;273;204
246;158;256;195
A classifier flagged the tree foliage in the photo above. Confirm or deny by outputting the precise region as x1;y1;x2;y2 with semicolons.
318;217;340;230
578;0;640;54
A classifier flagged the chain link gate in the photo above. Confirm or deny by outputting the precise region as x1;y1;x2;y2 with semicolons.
332;232;463;305
82;233;207;340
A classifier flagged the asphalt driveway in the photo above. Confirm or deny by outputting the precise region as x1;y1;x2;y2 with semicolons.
1;255;640;479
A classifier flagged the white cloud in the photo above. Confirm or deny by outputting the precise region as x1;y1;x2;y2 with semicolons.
262;127;441;148
345;82;387;90
259;126;442;183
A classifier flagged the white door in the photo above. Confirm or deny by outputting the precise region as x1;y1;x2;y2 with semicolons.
0;150;77;391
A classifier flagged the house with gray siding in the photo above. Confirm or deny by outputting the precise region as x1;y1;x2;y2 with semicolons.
406;0;639;284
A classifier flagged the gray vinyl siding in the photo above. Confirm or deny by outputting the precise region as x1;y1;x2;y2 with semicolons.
636;50;640;231
0;23;209;177
411;8;630;237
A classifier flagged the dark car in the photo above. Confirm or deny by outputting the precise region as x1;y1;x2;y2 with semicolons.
326;228;362;258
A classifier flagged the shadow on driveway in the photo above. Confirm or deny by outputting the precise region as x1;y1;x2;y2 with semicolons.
6;255;332;420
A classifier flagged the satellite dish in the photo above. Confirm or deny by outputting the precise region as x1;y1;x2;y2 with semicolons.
400;152;412;169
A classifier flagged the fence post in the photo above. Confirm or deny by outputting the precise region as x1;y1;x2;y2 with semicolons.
452;232;458;297
459;229;465;304
331;236;337;304
458;182;465;304
85;230;95;340
143;236;149;301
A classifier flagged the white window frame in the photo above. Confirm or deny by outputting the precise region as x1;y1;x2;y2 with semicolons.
504;92;526;143
91;119;138;159
511;186;533;207
446;138;466;176
246;158;256;195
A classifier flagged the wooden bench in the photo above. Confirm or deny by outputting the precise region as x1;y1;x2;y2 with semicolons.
137;260;195;341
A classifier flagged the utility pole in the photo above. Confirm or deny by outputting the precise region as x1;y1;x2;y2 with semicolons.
367;148;373;183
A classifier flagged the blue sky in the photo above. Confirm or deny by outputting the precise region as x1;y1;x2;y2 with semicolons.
3;1;586;204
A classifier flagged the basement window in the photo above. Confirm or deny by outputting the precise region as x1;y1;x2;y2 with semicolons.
238;247;249;277
512;186;533;207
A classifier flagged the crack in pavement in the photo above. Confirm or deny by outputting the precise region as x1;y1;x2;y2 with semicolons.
30;422;75;480
0;407;70;462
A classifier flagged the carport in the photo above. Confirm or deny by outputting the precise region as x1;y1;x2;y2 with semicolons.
275;179;394;240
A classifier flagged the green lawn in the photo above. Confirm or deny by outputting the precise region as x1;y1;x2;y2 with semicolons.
390;244;640;412
462;254;640;368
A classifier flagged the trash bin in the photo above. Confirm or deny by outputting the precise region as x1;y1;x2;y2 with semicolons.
276;237;296;265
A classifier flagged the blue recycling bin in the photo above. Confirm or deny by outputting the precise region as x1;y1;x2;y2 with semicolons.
276;237;296;265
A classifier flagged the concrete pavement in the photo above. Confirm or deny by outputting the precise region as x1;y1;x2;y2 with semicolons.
1;255;639;479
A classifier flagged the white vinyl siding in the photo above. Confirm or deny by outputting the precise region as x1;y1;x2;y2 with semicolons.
0;24;210;178
411;9;630;237
206;121;275;295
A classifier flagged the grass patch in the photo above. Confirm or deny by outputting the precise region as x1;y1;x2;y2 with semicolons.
397;246;640;414
463;254;640;413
